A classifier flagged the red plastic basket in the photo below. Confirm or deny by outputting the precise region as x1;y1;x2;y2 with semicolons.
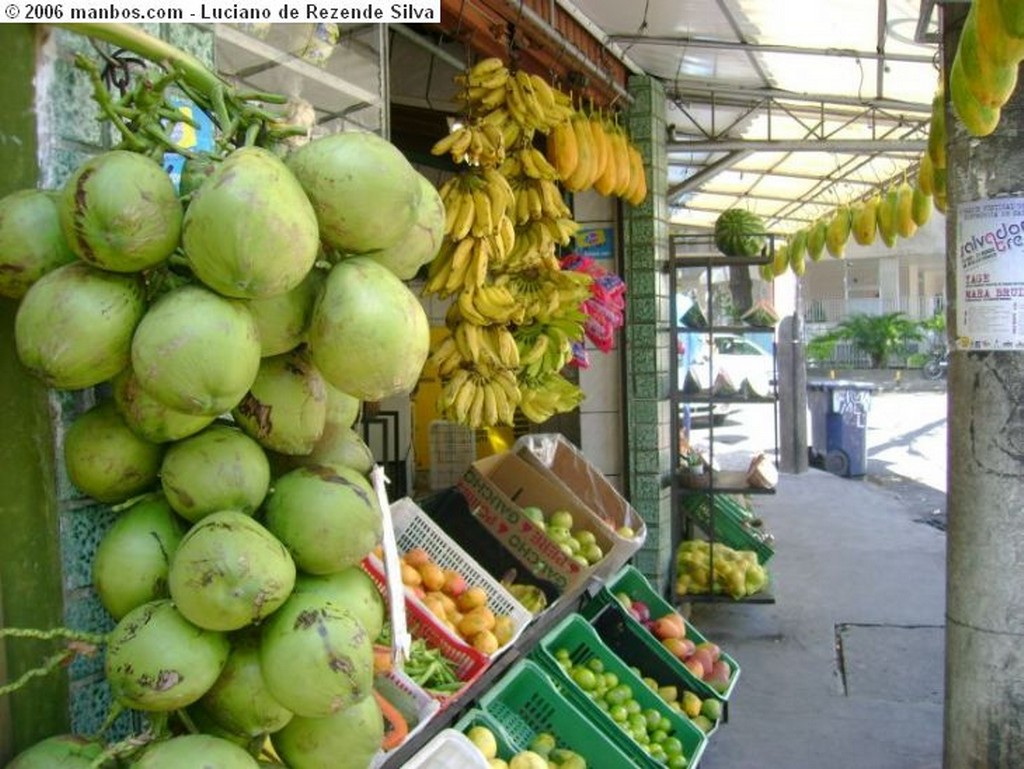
362;557;489;709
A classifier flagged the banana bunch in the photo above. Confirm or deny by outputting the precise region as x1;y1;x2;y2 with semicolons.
451;282;525;326
505;219;579;266
501;146;559;181
454;57;512;114
438;168;515;240
432;320;521;374
510;177;572;225
494;265;591;325
516;314;587;380
430;121;506;166
437;363;521;428
424;232;511;297
517;371;584;424
505;70;573;134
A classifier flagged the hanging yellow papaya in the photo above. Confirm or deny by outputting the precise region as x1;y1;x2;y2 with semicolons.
998;0;1024;38
976;0;1024;67
759;261;775;282
927;82;947;171
958;8;1019;109
772;243;790;277
876;187;900;247
911;184;932;227
587;113;610;188
896;181;917;239
807;218;828;261
593;119;619;196
852;195;879;246
826;206;852;258
564;113;594;192
933;167;948;214
918;152;935;196
950;54;1002;137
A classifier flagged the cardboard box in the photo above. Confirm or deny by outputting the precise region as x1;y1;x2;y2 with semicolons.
457;452;616;592
513;434;646;580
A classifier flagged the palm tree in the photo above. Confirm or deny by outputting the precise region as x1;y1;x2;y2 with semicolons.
807;312;923;368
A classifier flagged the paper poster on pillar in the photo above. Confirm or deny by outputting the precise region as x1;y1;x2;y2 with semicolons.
955;197;1024;351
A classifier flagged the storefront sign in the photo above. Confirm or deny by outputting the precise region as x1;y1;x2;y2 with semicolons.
955;197;1024;351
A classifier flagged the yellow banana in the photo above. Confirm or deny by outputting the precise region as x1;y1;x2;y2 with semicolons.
458;285;489;325
470;237;490;288
424;248;452;295
546;121;578;181
498;215;516;257
440;368;470;408
468;57;506;80
496;326;520;367
489;379;511;425
529;74;557;120
444;238;475;294
471;188;494;237
451;193;476;240
514;71;546;128
482;382;499;427
452;376;476;423
430;128;462;157
467;382;486;428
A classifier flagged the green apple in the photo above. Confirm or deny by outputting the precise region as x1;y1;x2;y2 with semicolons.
566;536;582;554
546;525;571;543
616;525;637;539
701;698;722;722
549;509;574;529
522;505;545;524
576;529;597;547
559;542;574;556
571;554;589;567
582;542;604;564
614;591;632;610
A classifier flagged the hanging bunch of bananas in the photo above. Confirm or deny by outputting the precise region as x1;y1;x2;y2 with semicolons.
430;121;506;166
435;354;522;427
518;369;587;424
453;58;573;149
544;108;648;205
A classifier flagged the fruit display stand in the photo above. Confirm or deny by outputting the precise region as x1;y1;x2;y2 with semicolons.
531;614;708;769
669;232;780;605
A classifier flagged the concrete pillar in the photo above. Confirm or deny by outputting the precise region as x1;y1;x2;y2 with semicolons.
944;8;1024;767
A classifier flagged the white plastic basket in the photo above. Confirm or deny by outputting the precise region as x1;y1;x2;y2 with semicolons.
389;497;532;654
403;729;489;769
369;669;441;767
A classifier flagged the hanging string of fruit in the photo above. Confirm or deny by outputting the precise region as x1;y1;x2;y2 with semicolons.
427;57;648;427
754;71;946;282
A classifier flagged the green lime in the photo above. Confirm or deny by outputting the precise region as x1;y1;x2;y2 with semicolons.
602;672;619;690
650;729;669;745
667;753;689;768
606;684;632;706
609;704;629;723
657;716;672;733
625;699;642;716
555;647;570;660
571;667;597;691
595;697;610;711
643;708;662;730
662;737;684;757
633;728;650;745
650;745;668;762
628;713;647;732
587;657;605;675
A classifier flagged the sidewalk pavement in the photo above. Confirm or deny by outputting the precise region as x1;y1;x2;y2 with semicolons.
687;467;947;769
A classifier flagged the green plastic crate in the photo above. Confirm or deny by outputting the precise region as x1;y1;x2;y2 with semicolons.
678;493;774;564
453;708;515;760
531;614;708;769
588;601;720;737
478;659;636;769
581;565;741;702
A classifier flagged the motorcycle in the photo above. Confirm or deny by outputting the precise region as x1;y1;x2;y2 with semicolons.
922;348;949;380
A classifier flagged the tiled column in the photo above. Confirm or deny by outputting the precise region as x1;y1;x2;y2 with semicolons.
36;24;216;737
623;76;674;591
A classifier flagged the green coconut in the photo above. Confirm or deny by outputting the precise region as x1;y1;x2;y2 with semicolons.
168;510;296;632
305;425;375;475
92;495;186;620
64;401;164;504
112;368;216;443
159;423;271;522
262;463;382;575
292;567;385;641
247;268;324;357
324;382;360;427
134;735;259;769
286;132;422;254
57;150;182;272
0;189;76;299
258;592;373;718
307;257;429;401
15;261;145;390
105;599;230;711
232;349;327;456
5;735;107;769
200;632;294;737
183;146;320;299
271;693;383;769
365;173;445;279
131;284;261;416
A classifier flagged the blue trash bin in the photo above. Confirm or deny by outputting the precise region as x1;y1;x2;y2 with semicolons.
806;380;875;477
